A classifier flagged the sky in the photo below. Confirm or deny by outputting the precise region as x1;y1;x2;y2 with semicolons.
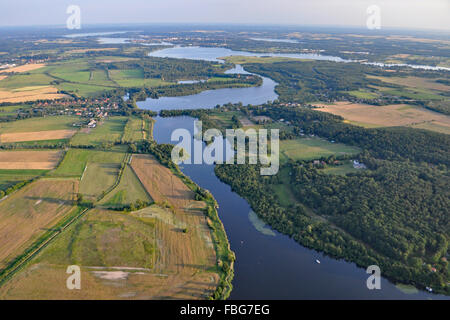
0;0;449;31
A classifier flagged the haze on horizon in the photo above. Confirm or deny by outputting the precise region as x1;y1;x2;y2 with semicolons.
0;0;449;32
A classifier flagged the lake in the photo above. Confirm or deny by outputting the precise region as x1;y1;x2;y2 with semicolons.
136;64;278;111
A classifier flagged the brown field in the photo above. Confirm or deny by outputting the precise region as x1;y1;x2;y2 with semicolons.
130;154;195;208
0;179;78;269
0;129;76;143
0;63;45;74
314;102;450;134
0;86;68;103
0;150;63;169
252;115;272;122
239;116;255;127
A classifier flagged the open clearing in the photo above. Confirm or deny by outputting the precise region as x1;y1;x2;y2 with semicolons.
314;102;450;134
0;129;76;143
0;179;78;269
280;137;360;162
0;150;63;170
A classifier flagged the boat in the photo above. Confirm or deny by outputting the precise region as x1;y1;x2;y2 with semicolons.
316;259;321;264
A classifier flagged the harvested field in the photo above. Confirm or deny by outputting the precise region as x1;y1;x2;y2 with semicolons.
0;150;63;170
130;154;195;209
314;102;450;134
0;129;76;143
239;117;255;127
0;179;78;269
0;63;45;74
0;86;68;103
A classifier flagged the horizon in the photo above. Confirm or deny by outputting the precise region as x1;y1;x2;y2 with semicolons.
0;0;449;31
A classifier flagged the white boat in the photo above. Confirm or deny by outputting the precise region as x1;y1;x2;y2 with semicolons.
315;259;321;264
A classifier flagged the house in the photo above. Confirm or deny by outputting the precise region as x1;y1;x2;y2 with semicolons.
353;160;367;169
87;119;97;128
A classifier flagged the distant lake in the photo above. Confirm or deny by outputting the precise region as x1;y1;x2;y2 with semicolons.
149;45;450;71
148;45;345;62
137;64;278;111
250;37;300;43
64;31;130;38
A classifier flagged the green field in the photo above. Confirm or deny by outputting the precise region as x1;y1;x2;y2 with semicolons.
0;169;47;191
322;162;361;175
99;164;152;208
280;137;360;162
79;162;121;201
0;105;31;116
0;73;54;90
70;117;127;147
0;116;79;133
346;90;378;99
110;68;169;87
121;116;146;143
49;149;126;178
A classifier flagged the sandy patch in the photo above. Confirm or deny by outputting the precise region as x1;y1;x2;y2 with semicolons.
92;271;129;281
